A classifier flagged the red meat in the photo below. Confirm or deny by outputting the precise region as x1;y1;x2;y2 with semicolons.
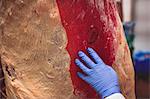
56;0;120;98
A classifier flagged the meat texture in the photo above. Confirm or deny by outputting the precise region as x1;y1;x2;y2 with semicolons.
0;0;135;99
0;0;75;99
56;0;135;99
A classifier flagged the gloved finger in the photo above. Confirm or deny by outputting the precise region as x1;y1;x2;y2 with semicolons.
77;72;87;81
78;51;95;68
75;59;91;74
87;47;104;64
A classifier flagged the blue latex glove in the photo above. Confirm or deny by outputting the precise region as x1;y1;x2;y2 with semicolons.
75;48;120;98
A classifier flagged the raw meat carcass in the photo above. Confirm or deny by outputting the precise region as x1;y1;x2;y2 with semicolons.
0;0;135;99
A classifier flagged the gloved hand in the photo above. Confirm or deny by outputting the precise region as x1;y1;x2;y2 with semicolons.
75;48;120;98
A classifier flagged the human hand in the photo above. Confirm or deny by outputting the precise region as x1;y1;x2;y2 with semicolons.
75;48;120;98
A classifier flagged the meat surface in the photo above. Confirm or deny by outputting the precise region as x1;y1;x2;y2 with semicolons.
0;0;75;99
56;0;135;99
0;0;135;99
